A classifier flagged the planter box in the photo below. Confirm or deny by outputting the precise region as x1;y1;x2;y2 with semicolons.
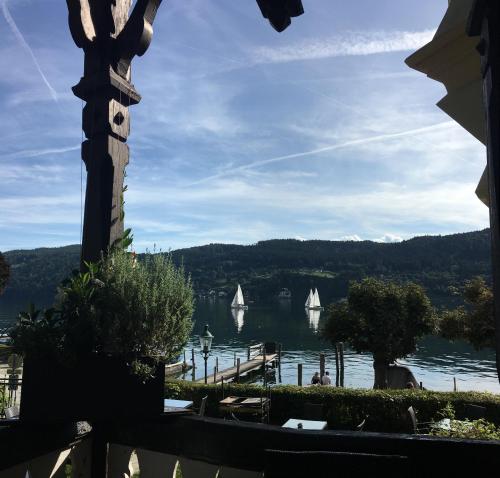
20;355;165;422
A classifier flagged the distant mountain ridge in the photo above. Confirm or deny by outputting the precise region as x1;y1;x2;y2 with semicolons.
0;229;492;305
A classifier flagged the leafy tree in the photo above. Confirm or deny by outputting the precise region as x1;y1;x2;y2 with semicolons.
322;278;436;389
0;252;9;295
439;277;494;350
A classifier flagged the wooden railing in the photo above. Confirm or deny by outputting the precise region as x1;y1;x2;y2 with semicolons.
247;343;264;361
2;415;500;477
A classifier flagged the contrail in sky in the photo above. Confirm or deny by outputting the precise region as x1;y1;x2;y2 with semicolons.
1;145;80;160
190;121;455;185
253;30;436;64
1;0;58;102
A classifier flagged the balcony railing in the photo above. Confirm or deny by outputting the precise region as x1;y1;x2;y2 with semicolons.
1;415;500;477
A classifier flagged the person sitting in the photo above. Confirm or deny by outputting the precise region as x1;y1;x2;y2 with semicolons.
311;372;321;385
321;371;331;385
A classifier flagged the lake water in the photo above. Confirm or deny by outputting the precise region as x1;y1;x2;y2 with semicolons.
1;297;499;393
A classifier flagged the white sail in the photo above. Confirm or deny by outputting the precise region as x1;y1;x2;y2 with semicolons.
305;289;313;307
231;284;246;308
237;284;244;306
314;288;321;308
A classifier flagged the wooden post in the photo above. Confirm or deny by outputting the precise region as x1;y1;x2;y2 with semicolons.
191;349;196;382
248;346;251;361
234;352;237;367
319;353;325;380
183;350;186;365
339;342;345;387
278;343;282;367
216;356;219;373
66;0;162;269
335;344;340;387
468;0;500;384
236;358;241;383
90;423;108;478
298;363;303;386
214;367;217;384
453;377;457;392
262;351;267;387
420;382;423;390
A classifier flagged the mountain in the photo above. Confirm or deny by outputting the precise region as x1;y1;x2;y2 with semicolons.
0;230;491;306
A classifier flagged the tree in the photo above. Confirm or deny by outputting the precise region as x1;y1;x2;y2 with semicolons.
322;278;435;389
0;252;9;296
439;277;494;350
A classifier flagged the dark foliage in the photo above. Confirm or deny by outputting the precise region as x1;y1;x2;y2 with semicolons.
1;229;491;305
0;252;9;296
165;381;500;434
439;276;495;350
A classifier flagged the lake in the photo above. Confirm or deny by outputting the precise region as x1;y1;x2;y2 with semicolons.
1;297;499;393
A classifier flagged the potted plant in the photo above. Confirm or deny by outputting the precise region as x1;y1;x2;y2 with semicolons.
11;247;194;421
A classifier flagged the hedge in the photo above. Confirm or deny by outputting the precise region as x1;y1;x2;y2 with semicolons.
165;381;500;433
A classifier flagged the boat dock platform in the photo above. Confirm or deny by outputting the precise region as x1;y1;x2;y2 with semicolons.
165;360;192;377
195;343;280;384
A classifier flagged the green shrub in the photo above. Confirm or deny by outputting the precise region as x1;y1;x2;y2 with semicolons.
430;419;500;440
11;249;194;380
165;381;500;433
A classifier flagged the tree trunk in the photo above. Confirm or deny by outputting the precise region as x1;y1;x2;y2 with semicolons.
373;356;389;389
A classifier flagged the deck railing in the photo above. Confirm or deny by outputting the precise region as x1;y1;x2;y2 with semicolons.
2;415;500;477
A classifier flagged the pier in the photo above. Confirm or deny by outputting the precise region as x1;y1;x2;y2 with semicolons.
195;343;280;384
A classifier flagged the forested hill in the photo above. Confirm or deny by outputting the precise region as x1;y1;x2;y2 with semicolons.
0;229;491;305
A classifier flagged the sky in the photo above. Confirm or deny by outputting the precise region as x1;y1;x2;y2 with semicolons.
0;0;489;252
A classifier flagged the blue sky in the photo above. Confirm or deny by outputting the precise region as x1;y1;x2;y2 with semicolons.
0;0;489;252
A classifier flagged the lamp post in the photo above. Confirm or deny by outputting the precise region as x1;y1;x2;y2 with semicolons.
199;324;214;384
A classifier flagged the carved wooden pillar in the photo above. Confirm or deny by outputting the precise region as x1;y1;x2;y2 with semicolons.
66;0;161;268
469;0;500;382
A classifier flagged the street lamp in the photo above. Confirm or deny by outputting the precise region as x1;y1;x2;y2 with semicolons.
199;324;214;384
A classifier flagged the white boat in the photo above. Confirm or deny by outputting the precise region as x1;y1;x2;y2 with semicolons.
305;289;313;308
231;284;248;310
231;308;245;333
305;288;324;311
278;287;292;299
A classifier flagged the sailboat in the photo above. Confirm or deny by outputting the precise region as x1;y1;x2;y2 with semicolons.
305;288;324;311
231;284;248;310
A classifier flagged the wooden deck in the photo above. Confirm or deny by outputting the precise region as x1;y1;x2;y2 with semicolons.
195;354;277;384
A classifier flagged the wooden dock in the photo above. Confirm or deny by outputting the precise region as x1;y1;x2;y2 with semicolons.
195;353;277;384
165;360;192;377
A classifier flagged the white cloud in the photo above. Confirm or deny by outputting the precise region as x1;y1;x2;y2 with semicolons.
252;30;435;64
374;234;403;243
341;235;362;242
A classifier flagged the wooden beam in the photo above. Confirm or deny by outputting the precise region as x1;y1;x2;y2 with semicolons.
66;0;162;268
468;0;500;383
